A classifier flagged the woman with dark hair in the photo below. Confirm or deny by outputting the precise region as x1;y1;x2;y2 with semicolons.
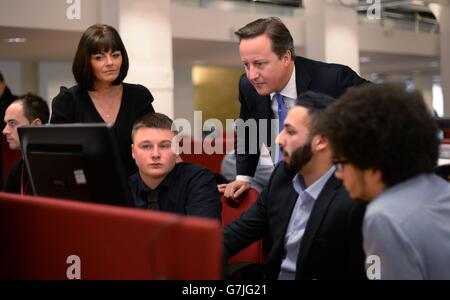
51;24;155;175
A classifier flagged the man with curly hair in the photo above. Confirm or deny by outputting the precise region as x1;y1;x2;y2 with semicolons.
316;83;450;279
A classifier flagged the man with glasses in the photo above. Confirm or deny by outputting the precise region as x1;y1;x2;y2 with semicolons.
316;83;450;279
223;92;367;280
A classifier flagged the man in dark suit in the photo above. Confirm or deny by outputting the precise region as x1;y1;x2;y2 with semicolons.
0;71;18;188
3;94;49;195
221;17;367;200
223;92;367;280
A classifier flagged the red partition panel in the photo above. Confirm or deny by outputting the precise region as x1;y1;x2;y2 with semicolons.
0;192;222;280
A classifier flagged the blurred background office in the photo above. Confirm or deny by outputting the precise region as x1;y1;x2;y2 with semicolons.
1;0;450;177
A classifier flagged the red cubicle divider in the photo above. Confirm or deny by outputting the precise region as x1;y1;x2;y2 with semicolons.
0;192;223;280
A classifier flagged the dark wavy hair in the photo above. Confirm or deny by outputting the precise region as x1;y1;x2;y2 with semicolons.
235;17;296;60
315;83;439;187
72;24;129;91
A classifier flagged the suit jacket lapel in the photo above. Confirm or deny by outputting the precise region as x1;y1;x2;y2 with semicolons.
295;176;340;273
271;176;299;267
295;56;312;95
263;94;273;118
279;185;300;233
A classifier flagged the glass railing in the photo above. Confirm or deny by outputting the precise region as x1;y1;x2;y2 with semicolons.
172;0;439;34
358;12;439;34
172;0;303;17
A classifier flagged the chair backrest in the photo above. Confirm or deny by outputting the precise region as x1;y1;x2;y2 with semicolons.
444;129;450;139
221;188;264;265
178;132;235;174
179;139;229;174
0;192;222;280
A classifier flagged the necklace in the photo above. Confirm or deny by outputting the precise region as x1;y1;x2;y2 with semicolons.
88;86;122;122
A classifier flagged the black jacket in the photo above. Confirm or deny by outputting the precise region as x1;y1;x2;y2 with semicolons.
223;163;367;280
236;56;368;177
129;162;222;220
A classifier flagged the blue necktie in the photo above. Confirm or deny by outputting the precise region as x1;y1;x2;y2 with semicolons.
275;93;287;133
275;93;287;162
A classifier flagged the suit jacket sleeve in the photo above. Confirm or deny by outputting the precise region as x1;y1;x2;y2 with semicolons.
223;183;269;259
235;75;260;178
336;65;369;96
345;200;368;279
134;84;155;116
185;168;222;220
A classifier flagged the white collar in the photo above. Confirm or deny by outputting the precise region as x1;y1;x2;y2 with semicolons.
270;65;297;100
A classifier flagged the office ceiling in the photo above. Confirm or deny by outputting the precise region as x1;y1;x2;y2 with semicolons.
0;26;441;82
0;26;81;61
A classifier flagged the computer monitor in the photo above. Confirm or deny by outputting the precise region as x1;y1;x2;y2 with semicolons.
18;124;132;206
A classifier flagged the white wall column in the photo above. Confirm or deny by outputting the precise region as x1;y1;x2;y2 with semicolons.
304;0;360;73
430;3;450;117
106;0;175;117
173;66;195;126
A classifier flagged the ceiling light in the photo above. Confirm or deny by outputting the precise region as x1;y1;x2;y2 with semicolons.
360;56;371;63
4;37;27;44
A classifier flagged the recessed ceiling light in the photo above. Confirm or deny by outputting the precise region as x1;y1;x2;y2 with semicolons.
4;37;27;44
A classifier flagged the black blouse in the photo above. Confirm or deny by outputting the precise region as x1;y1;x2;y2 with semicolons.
50;83;155;175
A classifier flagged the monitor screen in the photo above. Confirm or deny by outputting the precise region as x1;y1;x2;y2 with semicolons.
18;124;132;206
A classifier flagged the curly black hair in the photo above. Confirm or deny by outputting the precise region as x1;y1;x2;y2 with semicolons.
315;83;439;187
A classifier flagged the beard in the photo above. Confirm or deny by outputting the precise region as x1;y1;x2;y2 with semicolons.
284;142;313;173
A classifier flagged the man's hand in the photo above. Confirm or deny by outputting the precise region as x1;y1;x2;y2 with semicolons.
220;180;250;203
217;183;228;194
